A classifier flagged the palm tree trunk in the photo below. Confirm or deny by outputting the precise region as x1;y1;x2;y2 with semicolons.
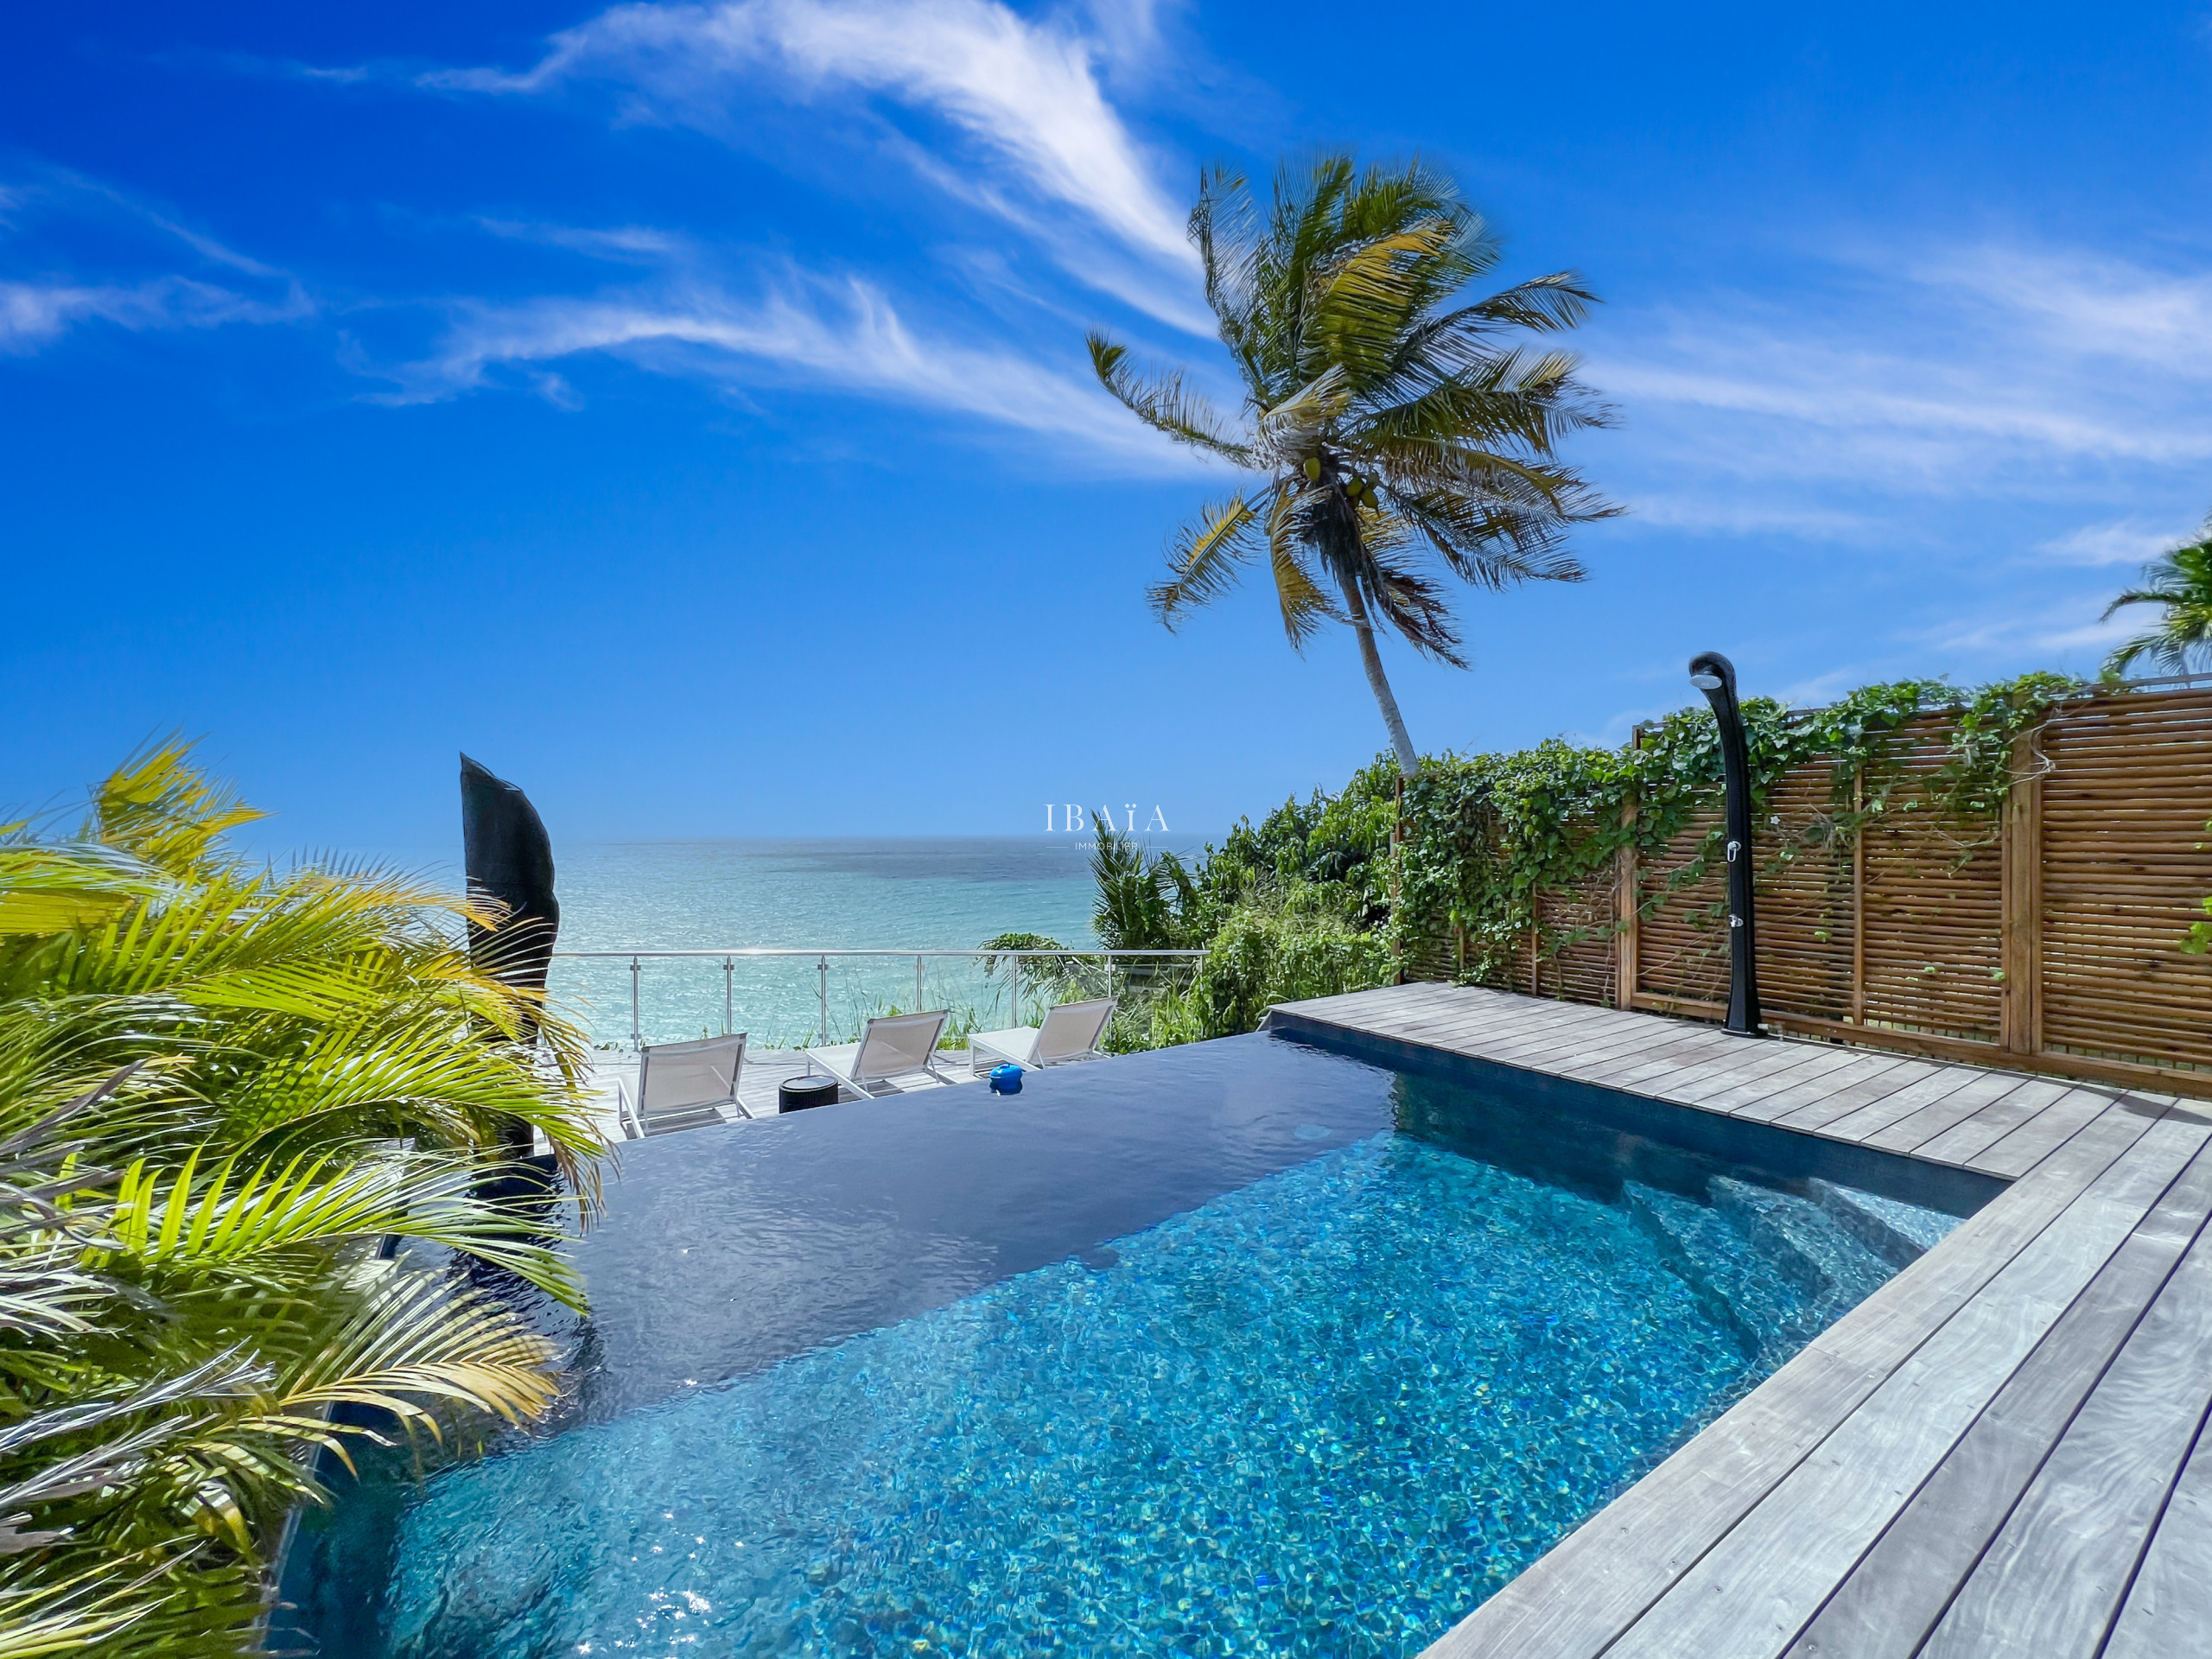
1343;583;1419;777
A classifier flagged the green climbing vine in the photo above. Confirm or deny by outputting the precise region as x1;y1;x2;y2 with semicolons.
1390;671;2093;985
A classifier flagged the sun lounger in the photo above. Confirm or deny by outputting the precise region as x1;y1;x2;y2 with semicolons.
805;1009;957;1099
616;1033;748;1138
969;997;1116;1073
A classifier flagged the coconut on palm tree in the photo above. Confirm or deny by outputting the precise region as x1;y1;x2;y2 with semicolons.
2103;526;2212;677
1089;153;1616;775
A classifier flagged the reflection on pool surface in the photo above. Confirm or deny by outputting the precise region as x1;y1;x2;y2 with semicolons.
283;1032;1977;1658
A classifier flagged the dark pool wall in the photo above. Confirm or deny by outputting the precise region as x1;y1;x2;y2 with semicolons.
1267;1013;2005;1220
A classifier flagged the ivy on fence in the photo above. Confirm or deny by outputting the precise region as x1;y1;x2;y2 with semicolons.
1389;671;2089;986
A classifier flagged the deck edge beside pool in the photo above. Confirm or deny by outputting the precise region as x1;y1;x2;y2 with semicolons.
1266;982;2212;1659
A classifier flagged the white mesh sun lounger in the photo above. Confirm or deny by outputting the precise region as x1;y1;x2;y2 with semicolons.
615;1033;747;1139
805;1009;956;1099
969;997;1116;1073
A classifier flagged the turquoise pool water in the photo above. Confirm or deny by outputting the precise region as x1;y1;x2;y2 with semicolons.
285;1034;1972;1658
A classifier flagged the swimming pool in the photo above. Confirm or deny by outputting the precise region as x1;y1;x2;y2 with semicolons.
280;1030;1988;1657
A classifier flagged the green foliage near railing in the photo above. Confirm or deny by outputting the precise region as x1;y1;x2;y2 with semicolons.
0;745;599;1655
1106;884;1392;1050
1085;788;1400;1050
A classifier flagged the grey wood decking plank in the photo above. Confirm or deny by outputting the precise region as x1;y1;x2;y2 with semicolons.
1294;982;1467;1024
1780;1143;2212;1659
1910;1078;2079;1166
1965;1089;2148;1179
1459;1013;1677;1073
2101;1389;2212;1657
1569;1029;1800;1097
1862;1073;2049;1156
1760;1057;1948;1131
1321;1003;1575;1053
1310;990;1689;1081
1691;1046;1879;1116
1370;995;1597;1046
1737;1053;1927;1127
1469;1010;1688;1070
1816;1068;1992;1145
1536;1027;1745;1090
1378;1010;1612;1067
1919;1179;2212;1659
1649;1041;1878;1113
1592;1114;2212;1659
1322;992;1516;1039
1408;1000;1614;1048
1269;983;1440;1019
1418;1107;2168;1659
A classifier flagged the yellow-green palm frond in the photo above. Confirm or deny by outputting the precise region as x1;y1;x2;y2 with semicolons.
200;1002;595;1161
263;1260;563;1445
1263;483;1341;650
0;843;166;938
1086;336;1255;465
1308;219;1464;387
107;1147;582;1308
1356;348;1612;461
85;743;265;880
0;1550;259;1659
1147;493;1263;627
1253;366;1351;465
1389;484;1594;590
1357;533;1468;667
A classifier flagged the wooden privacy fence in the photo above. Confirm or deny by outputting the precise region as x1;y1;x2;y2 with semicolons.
1405;682;2212;1099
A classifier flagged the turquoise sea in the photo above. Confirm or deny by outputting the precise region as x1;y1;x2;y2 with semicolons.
539;838;1168;1049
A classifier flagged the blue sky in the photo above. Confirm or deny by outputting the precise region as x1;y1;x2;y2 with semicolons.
5;1;2210;849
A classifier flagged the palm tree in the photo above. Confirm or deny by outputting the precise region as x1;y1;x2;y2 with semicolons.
1089;154;1616;775
2104;527;2212;677
1;744;601;1653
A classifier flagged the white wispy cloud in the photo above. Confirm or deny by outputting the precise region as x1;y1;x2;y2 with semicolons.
1591;242;2212;532
420;0;1207;330
376;267;1205;467
474;217;690;263
0;170;310;352
1913;597;2137;658
2035;515;2200;568
0;275;301;351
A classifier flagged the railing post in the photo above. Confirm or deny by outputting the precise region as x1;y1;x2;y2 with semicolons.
916;953;925;1015
629;955;642;1051
1009;956;1020;1027
2000;723;2047;1057
722;956;734;1036
817;955;829;1046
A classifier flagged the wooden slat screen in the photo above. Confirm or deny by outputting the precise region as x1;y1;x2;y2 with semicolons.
1400;682;2212;1099
2037;689;2212;1073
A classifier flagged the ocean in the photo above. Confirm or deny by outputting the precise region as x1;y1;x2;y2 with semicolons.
539;837;1171;1050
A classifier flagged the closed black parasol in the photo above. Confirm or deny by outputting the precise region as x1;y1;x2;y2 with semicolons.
461;754;560;1160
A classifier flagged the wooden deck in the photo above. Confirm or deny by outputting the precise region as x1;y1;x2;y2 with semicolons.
1265;982;2212;1659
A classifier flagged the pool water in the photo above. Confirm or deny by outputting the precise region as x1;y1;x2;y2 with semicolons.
283;1033;1977;1658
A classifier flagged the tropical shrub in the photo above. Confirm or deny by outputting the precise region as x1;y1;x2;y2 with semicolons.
0;745;598;1654
1178;885;1393;1039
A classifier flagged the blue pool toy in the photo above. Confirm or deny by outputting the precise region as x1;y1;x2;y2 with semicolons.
988;1064;1024;1096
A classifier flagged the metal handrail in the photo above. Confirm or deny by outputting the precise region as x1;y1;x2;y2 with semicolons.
548;947;1205;1049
